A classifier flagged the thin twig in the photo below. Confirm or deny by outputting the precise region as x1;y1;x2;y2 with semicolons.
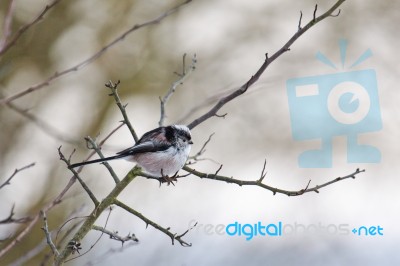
92;225;138;245
298;11;303;31
0;0;63;56
0;0;193;105
0;162;36;189
159;53;197;126
187;0;345;129
0;124;123;259
0;0;16;50
258;159;268;184
40;211;60;257
114;199;192;247
184;166;365;196
188;133;214;162
85;136;120;183
56;166;142;263
65;207;114;262
105;80;138;142
0;204;33;224
59;147;99;206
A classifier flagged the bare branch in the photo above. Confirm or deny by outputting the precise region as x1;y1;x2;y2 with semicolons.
114;199;192;247
105;80;138;142
0;124;123;259
313;4;318;21
59;147;99;206
188;133;215;162
0;0;16;50
257;159;268;184
298;11;303;31
56;166;142;263
84;136;120;184
65;207;114;262
159;53;197;126
187;0;345;129
0;204;33;224
0;0;193;105
184;166;365;196
40;211;60;257
92;226;139;245
0;0;63;56
0;162;35;189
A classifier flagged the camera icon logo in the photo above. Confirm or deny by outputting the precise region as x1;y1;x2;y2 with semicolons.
287;40;382;168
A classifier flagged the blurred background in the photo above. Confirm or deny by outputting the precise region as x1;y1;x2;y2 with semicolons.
0;0;399;265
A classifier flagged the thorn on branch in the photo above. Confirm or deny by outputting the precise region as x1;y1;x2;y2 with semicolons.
105;80;121;90
330;9;341;17
68;149;76;163
313;4;318;21
299;180;312;195
214;164;223;176
215;113;227;119
258;159;268;183
298;11;303;31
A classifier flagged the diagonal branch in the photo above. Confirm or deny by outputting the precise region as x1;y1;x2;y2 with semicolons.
159;53;197;126
0;162;36;190
113;199;192;247
0;0;192;105
187;0;346;129
105;80;138;142
59;147;99;206
0;0;63;56
0;124;123;259
55;166;142;264
85;136;120;184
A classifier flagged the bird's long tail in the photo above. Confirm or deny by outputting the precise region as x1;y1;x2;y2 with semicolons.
68;154;127;169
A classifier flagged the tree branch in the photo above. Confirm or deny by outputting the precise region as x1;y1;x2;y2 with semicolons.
0;0;192;105
0;0;63;56
159;53;197;126
105;80;138;142
59;147;100;206
184;166;364;196
55;166;142;264
84;136;120;184
40;210;60;257
187;0;346;129
92;225;139;245
0;162;36;190
113;199;192;247
0;124;123;259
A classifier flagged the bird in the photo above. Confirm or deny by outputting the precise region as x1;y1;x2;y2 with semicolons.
69;125;193;180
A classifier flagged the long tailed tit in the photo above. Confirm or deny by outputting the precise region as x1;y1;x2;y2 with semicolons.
69;125;193;177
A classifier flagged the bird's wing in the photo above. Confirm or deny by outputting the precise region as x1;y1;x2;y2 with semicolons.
116;141;169;156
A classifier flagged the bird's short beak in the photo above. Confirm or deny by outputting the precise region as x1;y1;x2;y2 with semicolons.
189;140;193;144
